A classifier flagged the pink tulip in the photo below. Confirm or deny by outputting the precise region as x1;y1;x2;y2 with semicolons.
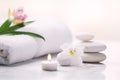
13;7;27;24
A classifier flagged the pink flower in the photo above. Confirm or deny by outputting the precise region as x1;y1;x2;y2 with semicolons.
13;7;27;24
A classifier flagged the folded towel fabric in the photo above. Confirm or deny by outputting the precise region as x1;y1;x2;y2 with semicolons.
0;35;38;65
0;19;72;64
22;19;72;57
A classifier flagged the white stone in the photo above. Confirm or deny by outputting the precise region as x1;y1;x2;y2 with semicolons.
78;41;107;52
76;32;94;41
81;53;106;63
57;52;71;66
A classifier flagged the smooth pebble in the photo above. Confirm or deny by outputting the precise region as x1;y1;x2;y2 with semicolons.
76;32;94;41
78;41;107;52
81;52;106;63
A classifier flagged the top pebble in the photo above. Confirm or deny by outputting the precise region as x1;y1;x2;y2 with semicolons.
76;32;94;41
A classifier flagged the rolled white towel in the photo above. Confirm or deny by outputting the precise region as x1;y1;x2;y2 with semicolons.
22;19;72;57
0;35;38;65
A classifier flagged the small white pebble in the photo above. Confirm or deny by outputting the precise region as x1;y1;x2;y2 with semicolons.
76;32;94;41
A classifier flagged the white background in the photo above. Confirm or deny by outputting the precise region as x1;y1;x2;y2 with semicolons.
0;0;120;41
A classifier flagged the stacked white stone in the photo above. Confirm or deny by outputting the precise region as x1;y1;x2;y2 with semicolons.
76;32;107;63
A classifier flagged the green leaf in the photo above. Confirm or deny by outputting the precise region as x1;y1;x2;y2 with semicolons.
6;21;34;32
0;19;12;31
24;21;34;25
0;31;45;40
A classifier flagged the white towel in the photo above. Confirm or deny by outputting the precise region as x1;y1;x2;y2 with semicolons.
0;18;72;64
0;35;38;65
22;19;73;57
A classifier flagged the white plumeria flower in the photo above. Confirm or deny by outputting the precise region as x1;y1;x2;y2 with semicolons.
57;43;84;66
60;43;84;56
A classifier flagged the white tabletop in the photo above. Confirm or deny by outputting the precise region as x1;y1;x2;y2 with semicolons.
0;41;119;80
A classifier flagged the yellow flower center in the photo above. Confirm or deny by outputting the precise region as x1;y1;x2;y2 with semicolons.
69;49;76;55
